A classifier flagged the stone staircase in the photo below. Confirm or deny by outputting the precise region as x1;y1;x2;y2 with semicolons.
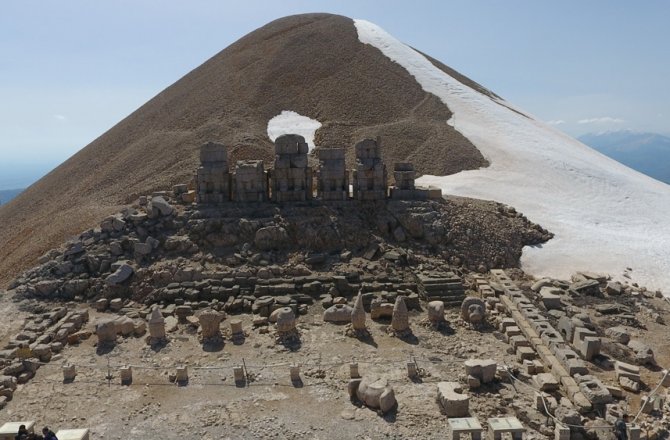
416;271;465;307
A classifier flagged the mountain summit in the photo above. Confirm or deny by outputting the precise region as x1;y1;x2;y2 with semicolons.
1;13;669;291
0;13;486;286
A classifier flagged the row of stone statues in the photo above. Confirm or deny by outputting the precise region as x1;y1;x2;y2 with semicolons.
196;135;441;204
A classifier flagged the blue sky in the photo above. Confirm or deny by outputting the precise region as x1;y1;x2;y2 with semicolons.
1;0;669;188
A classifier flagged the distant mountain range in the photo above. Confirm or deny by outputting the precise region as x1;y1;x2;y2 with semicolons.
579;130;670;185
0;189;23;205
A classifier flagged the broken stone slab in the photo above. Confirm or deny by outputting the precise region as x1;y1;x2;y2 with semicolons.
105;263;134;286
464;359;497;384
619;376;640;392
533;372;559;391
606;281;623;296
605;326;630;344
614;361;640;382
570;279;600;295
149;196;174;216
531;278;553;292
627;340;655;365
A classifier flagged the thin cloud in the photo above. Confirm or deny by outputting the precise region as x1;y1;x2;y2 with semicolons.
53;114;66;121
577;117;625;124
547;120;565;125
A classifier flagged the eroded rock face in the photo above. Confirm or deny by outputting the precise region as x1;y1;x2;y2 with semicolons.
355;375;396;414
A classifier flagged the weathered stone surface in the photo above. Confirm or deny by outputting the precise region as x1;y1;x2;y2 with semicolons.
391;296;409;332
605;281;623;296
150;196;174;216
105;264;134;286
605;326;630;344
198;309;224;340
95;319;117;345
351;292;367;330
323;304;353;323
437;382;469;417
464;359;497;384
427;300;445;324
370;299;393;319
356;375;396;414
533;372;559;391
628;340;655;365
539;287;563;310
461;297;486;324
147;306;166;341
275;307;296;333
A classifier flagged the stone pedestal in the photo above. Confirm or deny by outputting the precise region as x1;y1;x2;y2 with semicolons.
120;366;132;385
62;364;76;382
447;417;484;440
234;366;246;385
290;365;301;383
175;366;188;384
487;417;525;440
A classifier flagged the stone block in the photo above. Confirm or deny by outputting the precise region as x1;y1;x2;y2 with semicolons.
534;373;559;391
539;287;563;310
437;382;469;417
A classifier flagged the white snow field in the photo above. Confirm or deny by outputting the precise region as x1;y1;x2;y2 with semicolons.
355;19;670;292
267;110;322;152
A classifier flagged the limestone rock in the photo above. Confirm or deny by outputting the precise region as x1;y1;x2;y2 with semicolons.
461;297;486;324
605;326;630;344
275;307;296;333
147;306;166;341
105;263;134;286
351;292;367;330
323;304;353;323
149;196;174;216
198;309;224;340
95;319;117;345
370;299;393;319
391;296;409;332
437;382;469;417
628;340;655;365
356;376;396;414
427;301;445;324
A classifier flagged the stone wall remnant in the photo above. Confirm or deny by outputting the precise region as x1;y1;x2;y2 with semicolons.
196;142;231;203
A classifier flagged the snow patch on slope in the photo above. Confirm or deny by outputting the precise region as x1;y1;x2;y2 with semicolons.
267;111;322;152
354;19;670;292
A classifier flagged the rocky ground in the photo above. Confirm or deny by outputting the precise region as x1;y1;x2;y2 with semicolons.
0;267;668;439
0;195;668;439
